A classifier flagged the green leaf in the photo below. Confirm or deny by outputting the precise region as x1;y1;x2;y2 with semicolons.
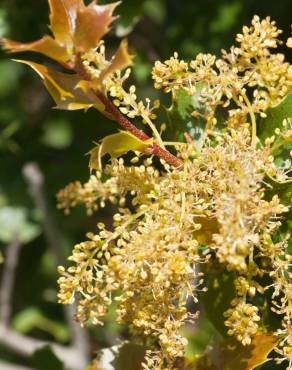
258;93;292;141
187;334;278;370
201;266;235;337
259;94;292;201
100;131;152;158
221;334;278;370
0;206;40;243
89;131;153;170
93;342;145;370
112;342;145;370
31;346;65;370
166;87;206;147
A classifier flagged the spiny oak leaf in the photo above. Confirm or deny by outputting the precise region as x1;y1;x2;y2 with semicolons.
0;36;71;64
74;1;120;52
212;333;278;370
15;60;104;111
1;0;120;63
89;131;153;170
48;0;83;47
186;333;278;370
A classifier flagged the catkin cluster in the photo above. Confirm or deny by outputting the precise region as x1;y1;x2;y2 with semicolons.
2;2;291;369
153;16;292;129
58;127;290;369
56;15;291;370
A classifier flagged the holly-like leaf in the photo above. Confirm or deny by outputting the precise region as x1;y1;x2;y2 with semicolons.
74;1;120;52
166;87;206;147
48;0;83;46
1;36;70;64
258;93;292;141
89;131;152;170
14;60;104;111
258;94;292;197
222;334;278;370
1;0;120;62
201;265;235;337
187;334;278;370
100;131;152;158
90;342;145;370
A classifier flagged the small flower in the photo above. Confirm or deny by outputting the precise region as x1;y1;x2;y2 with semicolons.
224;300;261;345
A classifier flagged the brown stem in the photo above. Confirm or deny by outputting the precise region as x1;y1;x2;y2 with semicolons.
95;91;182;167
74;55;182;167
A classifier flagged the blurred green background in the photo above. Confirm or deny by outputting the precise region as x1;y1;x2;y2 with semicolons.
0;0;291;369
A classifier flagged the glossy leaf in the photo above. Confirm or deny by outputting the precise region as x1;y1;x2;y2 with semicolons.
1;0;120;63
89;131;152;170
14;60;104;111
166;86;206;147
258;94;292;201
222;334;278;370
90;342;145;370
74;1;120;52
100;131;152;158
1;36;70;64
88;145;101;171
201;266;235;337
187;334;278;370
258;93;292;141
48;0;83;46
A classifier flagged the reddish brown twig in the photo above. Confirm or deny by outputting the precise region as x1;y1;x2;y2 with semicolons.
95;92;182;167
74;55;182;167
